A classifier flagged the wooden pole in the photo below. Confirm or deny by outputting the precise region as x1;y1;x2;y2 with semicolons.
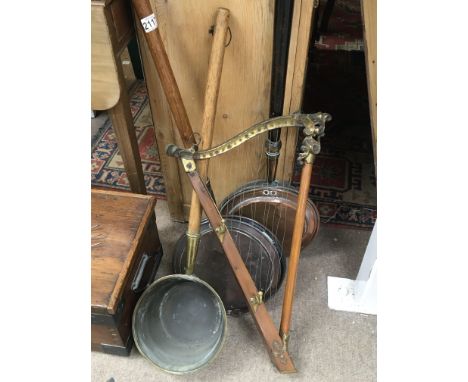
185;8;230;274
186;169;296;373
131;0;196;147
279;161;314;346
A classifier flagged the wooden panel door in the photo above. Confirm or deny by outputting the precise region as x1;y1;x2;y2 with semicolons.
361;0;377;163
276;0;319;182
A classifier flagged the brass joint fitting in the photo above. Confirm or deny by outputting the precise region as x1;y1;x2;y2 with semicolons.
185;233;200;275
249;290;264;312
281;332;290;353
214;220;227;242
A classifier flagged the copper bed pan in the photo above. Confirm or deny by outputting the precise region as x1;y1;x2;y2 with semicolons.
219;180;320;255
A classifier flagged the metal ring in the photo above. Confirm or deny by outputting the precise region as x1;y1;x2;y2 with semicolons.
208;25;232;47
225;27;232;47
193;132;202;146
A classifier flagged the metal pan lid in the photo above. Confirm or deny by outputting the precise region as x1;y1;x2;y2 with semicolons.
173;216;285;315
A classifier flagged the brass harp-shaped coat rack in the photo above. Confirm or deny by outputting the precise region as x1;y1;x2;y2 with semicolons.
132;0;331;373
166;113;330;372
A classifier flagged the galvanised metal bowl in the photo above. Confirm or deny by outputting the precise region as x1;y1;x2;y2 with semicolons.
132;274;226;374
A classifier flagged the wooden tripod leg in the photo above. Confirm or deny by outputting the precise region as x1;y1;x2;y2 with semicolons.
132;0;196;148
186;170;297;373
186;8;230;274
279;161;313;347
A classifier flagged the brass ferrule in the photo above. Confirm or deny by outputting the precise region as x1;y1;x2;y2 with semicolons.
185;232;200;275
304;153;315;164
281;332;290;353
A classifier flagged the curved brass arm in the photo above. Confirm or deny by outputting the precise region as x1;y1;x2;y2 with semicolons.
166;112;331;162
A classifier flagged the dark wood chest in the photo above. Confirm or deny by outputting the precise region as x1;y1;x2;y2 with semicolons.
91;189;163;356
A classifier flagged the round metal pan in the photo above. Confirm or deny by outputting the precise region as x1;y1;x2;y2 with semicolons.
219;180;320;256
173;216;285;315
132;274;226;374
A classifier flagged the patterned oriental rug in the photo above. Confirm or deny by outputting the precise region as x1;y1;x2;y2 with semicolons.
292;124;376;229
91;82;166;198
91;82;376;229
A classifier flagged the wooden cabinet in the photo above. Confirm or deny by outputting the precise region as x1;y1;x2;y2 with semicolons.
91;190;163;356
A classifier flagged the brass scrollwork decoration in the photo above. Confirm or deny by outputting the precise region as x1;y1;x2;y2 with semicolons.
166;112;331;171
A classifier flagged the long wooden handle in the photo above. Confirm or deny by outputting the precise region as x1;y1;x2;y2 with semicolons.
185;8;230;274
279;162;313;341
196;8;229;179
132;0;196;147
